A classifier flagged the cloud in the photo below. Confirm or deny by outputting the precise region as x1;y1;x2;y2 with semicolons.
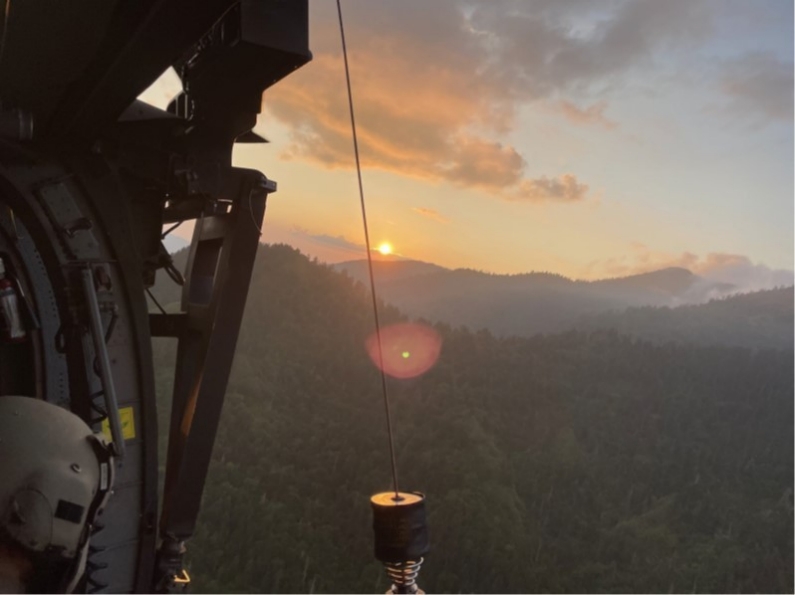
287;227;366;255
469;0;712;98
412;207;450;224
513;174;589;203
719;52;794;121
265;0;720;201
585;245;794;295
691;253;794;291
252;223;367;263
442;137;525;190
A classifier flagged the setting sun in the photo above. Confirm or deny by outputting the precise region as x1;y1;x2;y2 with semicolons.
377;242;392;256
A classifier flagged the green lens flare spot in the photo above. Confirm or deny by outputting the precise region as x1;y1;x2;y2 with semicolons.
401;351;411;359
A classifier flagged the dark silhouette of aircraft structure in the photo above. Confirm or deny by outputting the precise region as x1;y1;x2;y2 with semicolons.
0;1;311;591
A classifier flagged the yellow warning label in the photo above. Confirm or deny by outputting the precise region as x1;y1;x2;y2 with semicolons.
101;406;136;441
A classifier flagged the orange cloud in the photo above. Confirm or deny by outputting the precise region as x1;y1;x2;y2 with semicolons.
442;137;525;190
268;50;517;182
513;174;589;203
262;2;626;202
266;51;592;202
261;1;732;201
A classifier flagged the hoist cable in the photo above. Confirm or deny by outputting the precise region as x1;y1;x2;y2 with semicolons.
336;0;400;499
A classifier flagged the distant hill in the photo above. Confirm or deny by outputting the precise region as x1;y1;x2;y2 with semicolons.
155;251;789;351
575;286;794;350
334;258;448;284
334;260;736;337
591;267;697;294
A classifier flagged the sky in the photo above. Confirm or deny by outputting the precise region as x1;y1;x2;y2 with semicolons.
143;0;794;288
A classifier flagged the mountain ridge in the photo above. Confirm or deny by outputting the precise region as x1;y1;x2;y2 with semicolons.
333;258;746;338
335;259;706;286
155;247;792;350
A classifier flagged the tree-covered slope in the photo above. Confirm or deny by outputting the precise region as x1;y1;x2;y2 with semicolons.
575;287;794;350
153;245;793;593
333;260;740;338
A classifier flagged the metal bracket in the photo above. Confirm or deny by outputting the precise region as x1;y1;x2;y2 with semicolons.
149;313;188;338
81;266;125;458
153;538;190;593
173;570;191;588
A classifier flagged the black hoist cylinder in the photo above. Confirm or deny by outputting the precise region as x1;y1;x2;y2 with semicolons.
371;492;429;594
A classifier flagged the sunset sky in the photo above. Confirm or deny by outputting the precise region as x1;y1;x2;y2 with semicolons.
144;0;793;288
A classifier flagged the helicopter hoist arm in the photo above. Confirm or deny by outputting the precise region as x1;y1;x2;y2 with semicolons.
131;3;311;591
152;171;273;592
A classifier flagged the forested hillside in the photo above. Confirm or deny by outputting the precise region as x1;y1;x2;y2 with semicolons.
334;260;739;339
575;287;794;350
152;245;793;594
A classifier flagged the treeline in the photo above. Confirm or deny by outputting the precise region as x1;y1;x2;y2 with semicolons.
152;245;793;593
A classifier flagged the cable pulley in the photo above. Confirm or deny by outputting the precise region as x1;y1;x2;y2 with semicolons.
372;492;430;594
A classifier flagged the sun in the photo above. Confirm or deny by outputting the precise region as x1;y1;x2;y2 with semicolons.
377;242;392;256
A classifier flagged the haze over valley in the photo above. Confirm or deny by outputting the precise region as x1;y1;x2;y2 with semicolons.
334;258;793;348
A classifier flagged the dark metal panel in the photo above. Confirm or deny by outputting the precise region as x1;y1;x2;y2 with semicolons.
93;479;144;547
0;204;69;405
179;0;312;114
0;151;159;592
149;313;187;338
0;0;118;121
69;157;161;592
47;0;238;140
0;161;91;413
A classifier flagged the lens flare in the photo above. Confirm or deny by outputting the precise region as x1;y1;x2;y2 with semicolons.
366;323;442;379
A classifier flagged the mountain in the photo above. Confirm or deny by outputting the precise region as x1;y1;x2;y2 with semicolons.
575;286;794;350
591;267;698;294
156;250;790;350
334;260;736;338
162;233;189;254
151;245;793;594
334;258;448;284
